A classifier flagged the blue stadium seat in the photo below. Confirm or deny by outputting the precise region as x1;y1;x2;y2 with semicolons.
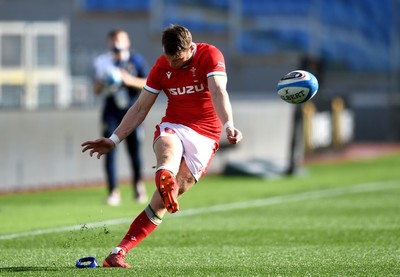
242;0;311;16
240;0;394;70
82;0;150;11
157;0;397;70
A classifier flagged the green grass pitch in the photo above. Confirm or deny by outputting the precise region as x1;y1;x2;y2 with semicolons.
1;154;400;276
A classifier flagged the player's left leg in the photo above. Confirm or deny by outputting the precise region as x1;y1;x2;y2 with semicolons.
153;122;217;213
152;125;184;213
154;156;197;213
154;135;183;213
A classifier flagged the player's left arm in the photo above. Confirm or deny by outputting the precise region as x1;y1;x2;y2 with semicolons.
208;75;243;144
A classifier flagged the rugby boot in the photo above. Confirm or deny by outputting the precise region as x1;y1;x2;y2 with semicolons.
103;249;131;268
155;169;179;213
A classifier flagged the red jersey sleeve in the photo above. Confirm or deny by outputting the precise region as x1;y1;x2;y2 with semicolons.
199;44;227;80
144;56;164;94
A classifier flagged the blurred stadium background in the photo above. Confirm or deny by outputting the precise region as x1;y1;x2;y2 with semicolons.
0;0;399;192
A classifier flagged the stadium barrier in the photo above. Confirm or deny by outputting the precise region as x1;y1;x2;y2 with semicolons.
0;97;295;193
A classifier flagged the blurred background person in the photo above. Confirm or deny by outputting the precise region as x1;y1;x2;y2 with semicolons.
93;29;149;205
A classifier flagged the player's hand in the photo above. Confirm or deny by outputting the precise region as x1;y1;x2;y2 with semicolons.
81;138;115;159
226;127;243;145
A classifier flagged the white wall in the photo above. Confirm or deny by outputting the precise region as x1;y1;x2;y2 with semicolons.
0;97;294;192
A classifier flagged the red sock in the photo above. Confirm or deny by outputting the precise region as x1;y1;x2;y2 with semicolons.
118;205;162;253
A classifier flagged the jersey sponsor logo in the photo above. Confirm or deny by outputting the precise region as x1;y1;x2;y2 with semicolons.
168;83;205;95
166;71;172;79
217;61;225;68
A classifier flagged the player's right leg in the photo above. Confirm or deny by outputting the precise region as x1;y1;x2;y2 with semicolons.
103;247;131;268
103;197;165;268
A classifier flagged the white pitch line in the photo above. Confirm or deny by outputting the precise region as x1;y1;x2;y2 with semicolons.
0;180;398;241
171;180;400;218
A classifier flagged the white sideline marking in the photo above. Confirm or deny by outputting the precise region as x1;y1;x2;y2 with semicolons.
0;180;398;241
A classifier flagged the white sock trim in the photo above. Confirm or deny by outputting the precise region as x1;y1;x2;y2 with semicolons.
156;166;175;176
145;205;163;225
111;247;124;255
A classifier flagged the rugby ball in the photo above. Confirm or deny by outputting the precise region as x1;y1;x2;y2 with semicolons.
277;70;319;104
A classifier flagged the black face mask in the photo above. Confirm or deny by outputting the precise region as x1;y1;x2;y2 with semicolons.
111;46;122;54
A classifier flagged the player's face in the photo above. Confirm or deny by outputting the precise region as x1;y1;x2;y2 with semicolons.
164;44;195;69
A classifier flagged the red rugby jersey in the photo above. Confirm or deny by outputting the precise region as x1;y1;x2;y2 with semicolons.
144;43;227;142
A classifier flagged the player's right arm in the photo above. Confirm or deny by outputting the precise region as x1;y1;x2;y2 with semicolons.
81;89;158;159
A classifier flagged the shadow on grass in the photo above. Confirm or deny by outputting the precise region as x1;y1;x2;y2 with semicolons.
0;266;73;272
